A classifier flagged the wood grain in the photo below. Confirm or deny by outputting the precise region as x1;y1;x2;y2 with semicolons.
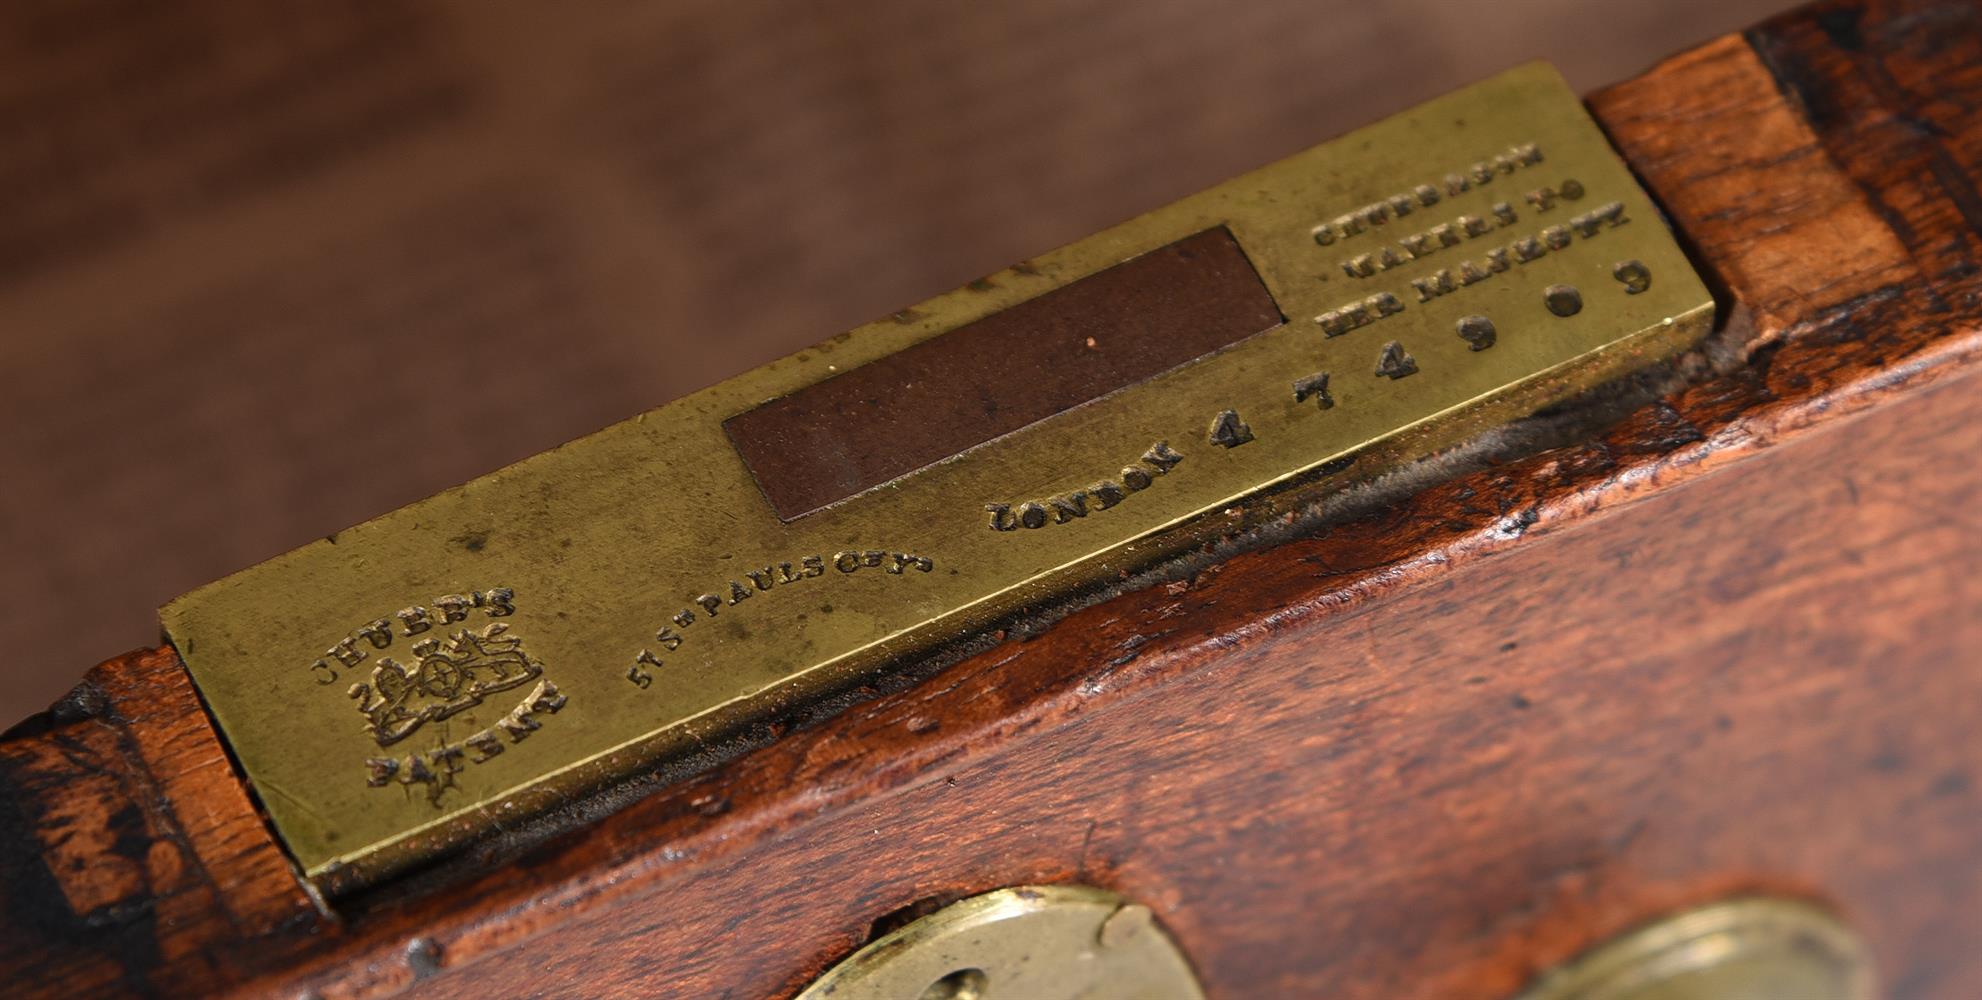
0;648;320;996
5;1;1982;996
1591;35;1915;341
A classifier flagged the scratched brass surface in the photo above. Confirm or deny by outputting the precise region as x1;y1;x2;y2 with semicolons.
795;886;1203;1000
1515;899;1874;1000
162;63;1713;890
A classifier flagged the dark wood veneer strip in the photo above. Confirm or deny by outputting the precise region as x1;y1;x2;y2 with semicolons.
724;226;1284;520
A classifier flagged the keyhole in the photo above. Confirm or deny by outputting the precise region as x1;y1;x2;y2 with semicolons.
920;967;989;1000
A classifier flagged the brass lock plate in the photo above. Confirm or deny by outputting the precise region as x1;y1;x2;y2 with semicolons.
795;886;1203;1000
162;62;1713;890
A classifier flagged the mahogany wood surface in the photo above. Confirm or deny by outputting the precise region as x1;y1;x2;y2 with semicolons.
0;649;320;995
5;1;1982;996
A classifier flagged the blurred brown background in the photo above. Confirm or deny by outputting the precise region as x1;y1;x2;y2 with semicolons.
0;0;1789;726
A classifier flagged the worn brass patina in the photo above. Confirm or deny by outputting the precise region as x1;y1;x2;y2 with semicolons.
795;886;1203;1000
1516;899;1875;1000
163;63;1714;890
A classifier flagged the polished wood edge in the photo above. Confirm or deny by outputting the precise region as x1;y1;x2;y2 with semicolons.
0;647;323;996
1591;34;1918;341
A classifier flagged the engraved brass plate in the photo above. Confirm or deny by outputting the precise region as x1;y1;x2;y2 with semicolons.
162;63;1713;890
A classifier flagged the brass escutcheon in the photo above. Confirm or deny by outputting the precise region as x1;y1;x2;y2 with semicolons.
796;885;1203;1000
1515;898;1875;1000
